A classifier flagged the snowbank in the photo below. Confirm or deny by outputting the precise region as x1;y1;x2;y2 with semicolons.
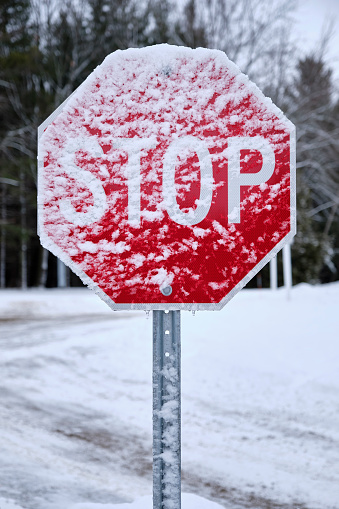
0;494;223;509
69;494;223;509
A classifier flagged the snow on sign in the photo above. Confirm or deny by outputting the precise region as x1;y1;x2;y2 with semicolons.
38;45;296;311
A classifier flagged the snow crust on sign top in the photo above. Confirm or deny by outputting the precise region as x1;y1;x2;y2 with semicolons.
38;44;295;310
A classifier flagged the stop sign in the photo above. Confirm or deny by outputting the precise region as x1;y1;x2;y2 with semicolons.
38;45;296;310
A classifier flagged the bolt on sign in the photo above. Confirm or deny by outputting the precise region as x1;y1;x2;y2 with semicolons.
38;45;296;310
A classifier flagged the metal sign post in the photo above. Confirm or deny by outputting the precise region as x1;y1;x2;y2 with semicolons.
153;310;181;509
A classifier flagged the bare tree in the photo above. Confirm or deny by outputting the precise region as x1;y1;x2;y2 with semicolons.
0;177;19;288
176;0;296;94
286;50;339;282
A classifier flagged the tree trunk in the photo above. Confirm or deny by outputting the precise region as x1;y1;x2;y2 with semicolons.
39;248;49;288
283;243;292;299
1;183;6;289
324;202;338;238
57;259;68;287
20;172;27;289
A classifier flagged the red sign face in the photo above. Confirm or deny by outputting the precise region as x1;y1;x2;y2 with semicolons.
38;45;296;310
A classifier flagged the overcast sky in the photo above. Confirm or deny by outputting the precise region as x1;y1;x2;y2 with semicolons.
294;0;339;81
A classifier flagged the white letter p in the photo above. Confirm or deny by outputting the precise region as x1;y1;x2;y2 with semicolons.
228;136;275;223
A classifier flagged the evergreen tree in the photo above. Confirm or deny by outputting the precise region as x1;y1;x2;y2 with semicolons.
289;55;339;283
175;0;207;48
0;0;37;287
87;0;152;63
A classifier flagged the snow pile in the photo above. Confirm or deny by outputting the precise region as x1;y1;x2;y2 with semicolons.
69;493;223;509
0;494;223;509
0;287;114;320
0;498;24;509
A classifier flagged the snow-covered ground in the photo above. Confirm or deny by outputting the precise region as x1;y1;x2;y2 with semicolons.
0;283;338;509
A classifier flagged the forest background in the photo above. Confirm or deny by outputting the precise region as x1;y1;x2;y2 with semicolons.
1;0;339;290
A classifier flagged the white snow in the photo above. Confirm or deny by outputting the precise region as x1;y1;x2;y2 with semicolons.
68;493;223;509
0;283;338;508
0;494;221;509
0;499;25;509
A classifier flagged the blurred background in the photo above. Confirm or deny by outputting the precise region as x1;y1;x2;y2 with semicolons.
1;0;339;290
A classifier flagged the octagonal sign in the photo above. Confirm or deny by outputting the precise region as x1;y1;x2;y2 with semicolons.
38;45;296;310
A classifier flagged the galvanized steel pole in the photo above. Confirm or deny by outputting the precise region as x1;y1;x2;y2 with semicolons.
270;255;278;290
153;310;181;509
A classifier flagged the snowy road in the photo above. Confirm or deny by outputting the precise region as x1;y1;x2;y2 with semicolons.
0;285;338;509
0;310;151;509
